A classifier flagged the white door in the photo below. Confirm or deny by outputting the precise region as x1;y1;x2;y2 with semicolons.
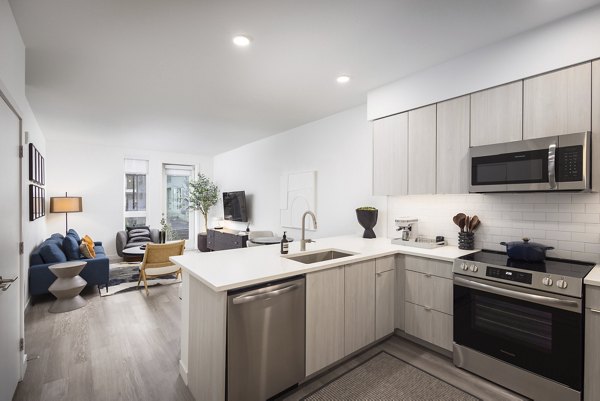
0;94;22;401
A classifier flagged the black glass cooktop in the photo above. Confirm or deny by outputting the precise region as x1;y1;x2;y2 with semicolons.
459;250;595;279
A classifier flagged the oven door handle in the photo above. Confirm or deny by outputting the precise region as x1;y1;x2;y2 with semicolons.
454;276;580;311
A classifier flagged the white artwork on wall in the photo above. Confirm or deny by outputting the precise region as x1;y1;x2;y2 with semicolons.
280;171;317;230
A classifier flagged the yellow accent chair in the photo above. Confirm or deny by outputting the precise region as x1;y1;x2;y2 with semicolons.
137;241;185;296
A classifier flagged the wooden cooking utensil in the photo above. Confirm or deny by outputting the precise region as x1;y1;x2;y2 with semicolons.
458;215;467;232
465;216;470;233
470;215;480;232
453;213;466;232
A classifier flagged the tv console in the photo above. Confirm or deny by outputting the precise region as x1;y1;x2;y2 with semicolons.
205;228;248;251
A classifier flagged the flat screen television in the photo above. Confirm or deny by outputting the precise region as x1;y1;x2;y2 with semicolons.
223;191;248;222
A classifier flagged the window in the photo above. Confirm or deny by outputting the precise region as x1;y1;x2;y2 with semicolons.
124;159;149;228
163;164;194;242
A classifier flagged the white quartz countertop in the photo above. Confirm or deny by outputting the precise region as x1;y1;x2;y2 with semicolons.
170;235;479;292
583;265;600;286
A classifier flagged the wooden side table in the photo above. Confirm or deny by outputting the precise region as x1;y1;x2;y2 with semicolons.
48;261;88;313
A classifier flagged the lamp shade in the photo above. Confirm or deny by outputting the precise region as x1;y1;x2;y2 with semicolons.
50;196;82;213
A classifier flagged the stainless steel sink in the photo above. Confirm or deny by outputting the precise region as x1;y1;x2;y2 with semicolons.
283;249;356;264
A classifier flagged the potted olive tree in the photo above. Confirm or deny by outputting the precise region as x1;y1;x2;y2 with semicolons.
187;173;219;251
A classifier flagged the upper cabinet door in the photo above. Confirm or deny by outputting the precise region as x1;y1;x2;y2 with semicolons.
524;63;591;140
408;105;436;194
471;81;523;146
372;112;408;196
436;95;470;194
592;60;600;193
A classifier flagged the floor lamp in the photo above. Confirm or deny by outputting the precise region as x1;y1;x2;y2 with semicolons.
50;192;83;235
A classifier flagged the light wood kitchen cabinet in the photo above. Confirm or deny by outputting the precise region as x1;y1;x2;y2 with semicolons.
403;255;453;351
524;63;591;140
404;270;452;315
372;112;408;195
585;286;600;400
592;60;600;193
395;256;406;331
305;267;345;376
437;95;470;194
404;255;453;279
405;302;453;351
375;267;395;340
471;81;523;146
408;104;437;194
344;260;376;355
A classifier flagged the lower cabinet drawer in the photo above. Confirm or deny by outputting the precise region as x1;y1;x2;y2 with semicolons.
404;270;453;315
405;302;453;351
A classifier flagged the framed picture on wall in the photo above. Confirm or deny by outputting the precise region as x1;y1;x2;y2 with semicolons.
28;143;45;185
29;184;45;221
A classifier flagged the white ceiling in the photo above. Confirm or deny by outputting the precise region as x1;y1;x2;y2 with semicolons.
9;0;600;155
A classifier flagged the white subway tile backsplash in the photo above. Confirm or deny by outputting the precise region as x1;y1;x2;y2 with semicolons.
573;213;600;224
586;203;600;214
558;241;585;252
559;203;585;213
389;193;600;263
525;212;546;222
572;232;600;243
546;213;571;222
559;223;586;232
534;204;559;212
546;231;571;241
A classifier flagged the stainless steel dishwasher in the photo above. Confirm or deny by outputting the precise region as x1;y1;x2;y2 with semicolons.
227;276;305;401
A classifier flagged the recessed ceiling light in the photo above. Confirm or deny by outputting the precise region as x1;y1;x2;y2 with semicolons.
232;35;251;47
336;75;351;84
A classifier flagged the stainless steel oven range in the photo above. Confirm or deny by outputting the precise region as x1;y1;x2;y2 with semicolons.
453;251;595;401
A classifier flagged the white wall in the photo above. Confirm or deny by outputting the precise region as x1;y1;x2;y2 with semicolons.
45;140;212;258
0;0;47;376
388;193;600;264
213;105;387;240
368;5;600;120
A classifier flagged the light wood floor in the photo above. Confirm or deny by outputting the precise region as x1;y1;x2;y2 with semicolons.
13;285;194;401
14;285;526;401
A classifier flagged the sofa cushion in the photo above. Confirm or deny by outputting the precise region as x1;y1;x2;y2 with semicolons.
80;243;93;259
50;233;65;241
67;229;81;244
129;236;151;244
126;225;150;232
39;243;67;264
62;235;81;260
81;235;96;258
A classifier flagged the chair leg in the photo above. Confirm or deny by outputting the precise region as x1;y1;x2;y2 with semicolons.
106;283;109;293
137;271;142;288
142;271;149;296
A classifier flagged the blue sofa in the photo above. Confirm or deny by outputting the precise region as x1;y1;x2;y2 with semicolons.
29;230;109;297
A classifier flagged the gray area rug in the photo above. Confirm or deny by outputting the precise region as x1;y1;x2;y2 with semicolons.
302;351;480;401
101;262;180;297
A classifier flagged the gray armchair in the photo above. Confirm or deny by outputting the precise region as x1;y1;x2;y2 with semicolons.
116;226;160;257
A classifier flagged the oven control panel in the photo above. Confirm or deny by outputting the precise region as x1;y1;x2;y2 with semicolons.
453;260;583;298
486;266;532;284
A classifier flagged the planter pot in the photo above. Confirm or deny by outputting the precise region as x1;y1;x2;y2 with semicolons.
356;209;378;239
197;233;209;252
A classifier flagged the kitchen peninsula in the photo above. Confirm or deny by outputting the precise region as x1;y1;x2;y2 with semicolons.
170;235;478;401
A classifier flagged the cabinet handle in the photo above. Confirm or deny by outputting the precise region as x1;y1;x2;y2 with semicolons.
376;272;382;277
425;273;432;278
590;309;600;314
424;306;432;311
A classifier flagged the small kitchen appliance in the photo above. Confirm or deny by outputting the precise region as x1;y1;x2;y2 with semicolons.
394;217;418;241
469;131;591;193
452;250;595;401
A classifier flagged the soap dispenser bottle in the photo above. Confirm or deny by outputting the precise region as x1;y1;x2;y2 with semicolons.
280;231;289;255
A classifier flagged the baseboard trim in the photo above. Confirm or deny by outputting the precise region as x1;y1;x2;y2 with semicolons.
179;359;188;385
394;329;453;359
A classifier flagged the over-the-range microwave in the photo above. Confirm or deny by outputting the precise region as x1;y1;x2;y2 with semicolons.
469;132;591;193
